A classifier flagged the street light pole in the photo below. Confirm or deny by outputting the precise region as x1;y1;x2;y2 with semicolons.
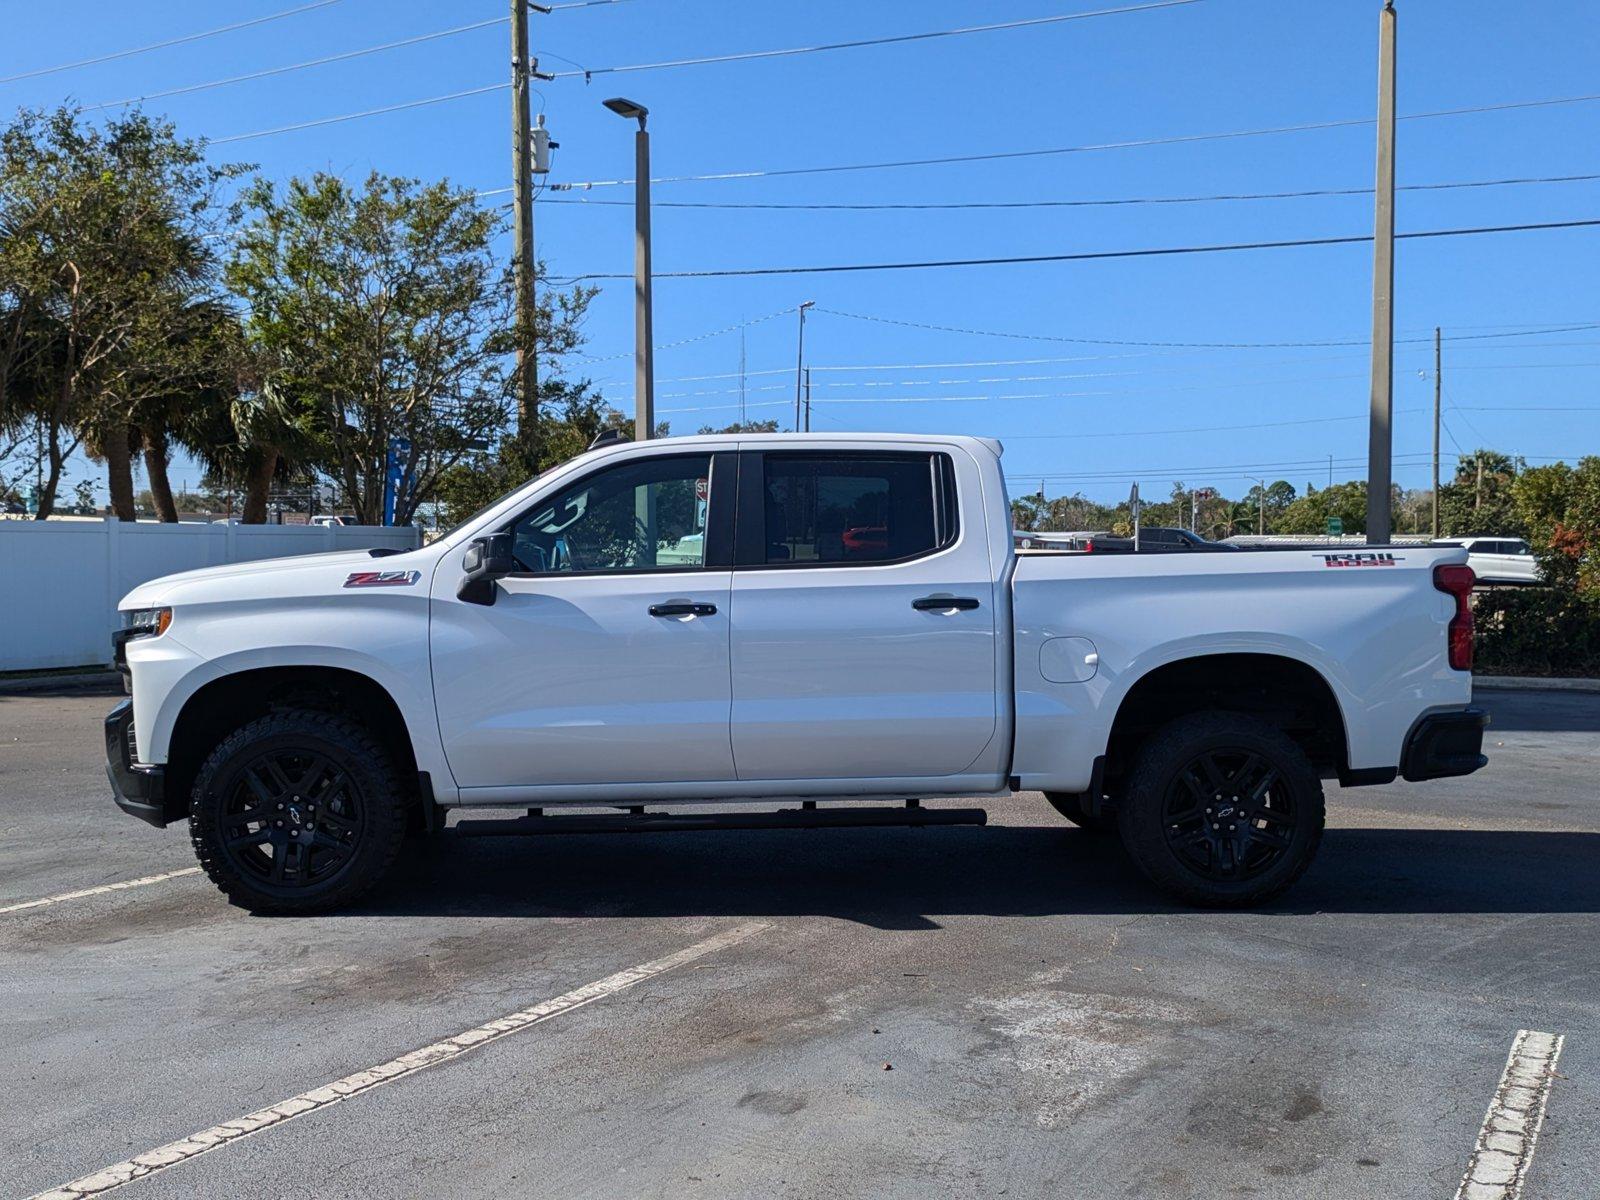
794;301;815;431
604;97;653;442
1366;0;1398;544
1440;326;1452;537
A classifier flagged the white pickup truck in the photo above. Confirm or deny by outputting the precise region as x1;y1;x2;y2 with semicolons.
107;433;1487;913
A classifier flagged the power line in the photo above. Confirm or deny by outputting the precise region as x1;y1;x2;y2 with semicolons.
82;1;636;111
198;3;1199;145
569;306;794;363
543;1;1202;80
541;172;1600;212
637;333;1598;385
551;218;1600;282
209;83;506;145
550;92;1600;190
814;311;1600;351
0;0;344;86
84;17;509;112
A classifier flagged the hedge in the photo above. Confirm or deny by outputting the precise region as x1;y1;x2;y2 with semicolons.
1472;588;1600;677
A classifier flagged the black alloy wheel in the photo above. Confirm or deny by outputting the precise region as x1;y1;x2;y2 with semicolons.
1160;748;1295;882
218;748;366;889
190;709;410;914
1117;711;1326;907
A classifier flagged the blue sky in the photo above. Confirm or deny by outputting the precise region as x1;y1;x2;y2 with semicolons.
7;0;1598;507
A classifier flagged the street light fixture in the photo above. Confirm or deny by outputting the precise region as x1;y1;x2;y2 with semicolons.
604;97;653;440
602;97;647;127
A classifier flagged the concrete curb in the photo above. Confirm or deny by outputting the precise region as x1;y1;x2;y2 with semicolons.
1474;675;1600;694
0;669;120;695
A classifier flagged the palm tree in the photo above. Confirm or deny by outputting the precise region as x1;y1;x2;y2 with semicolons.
187;376;319;523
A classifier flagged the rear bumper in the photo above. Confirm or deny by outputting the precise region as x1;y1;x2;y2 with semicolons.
105;700;170;827
1401;707;1489;782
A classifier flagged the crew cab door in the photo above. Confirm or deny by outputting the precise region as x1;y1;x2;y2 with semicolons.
727;447;1000;782
431;450;736;790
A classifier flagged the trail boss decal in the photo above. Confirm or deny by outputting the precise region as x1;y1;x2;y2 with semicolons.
1319;552;1403;568
343;569;421;588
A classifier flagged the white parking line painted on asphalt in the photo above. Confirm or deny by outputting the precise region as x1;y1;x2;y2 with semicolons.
28;920;769;1200
1454;1029;1566;1200
0;868;203;915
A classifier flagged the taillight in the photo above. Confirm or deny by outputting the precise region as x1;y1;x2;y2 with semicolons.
1434;563;1475;671
1082;539;1095;552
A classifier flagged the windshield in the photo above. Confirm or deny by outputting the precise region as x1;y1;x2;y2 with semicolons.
433;461;566;542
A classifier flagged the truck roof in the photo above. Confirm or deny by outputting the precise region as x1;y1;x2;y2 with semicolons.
588;431;1004;457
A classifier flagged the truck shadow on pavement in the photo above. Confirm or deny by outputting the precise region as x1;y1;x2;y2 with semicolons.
1477;691;1600;732
355;825;1600;928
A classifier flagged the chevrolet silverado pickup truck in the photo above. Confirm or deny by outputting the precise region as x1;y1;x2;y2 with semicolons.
106;433;1487;913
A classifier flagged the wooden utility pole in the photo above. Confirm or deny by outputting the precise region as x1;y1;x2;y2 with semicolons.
511;0;539;466
1440;326;1452;537
1365;0;1397;544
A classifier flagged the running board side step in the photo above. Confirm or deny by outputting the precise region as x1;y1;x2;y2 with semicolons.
453;805;988;837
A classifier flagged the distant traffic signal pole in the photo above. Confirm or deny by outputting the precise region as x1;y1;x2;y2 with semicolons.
1366;0;1397;544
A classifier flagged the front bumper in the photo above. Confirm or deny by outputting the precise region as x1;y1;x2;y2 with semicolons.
105;700;170;827
1400;707;1489;782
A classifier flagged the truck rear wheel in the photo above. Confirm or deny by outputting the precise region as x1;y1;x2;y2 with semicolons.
189;709;408;915
1117;712;1324;907
1043;791;1116;833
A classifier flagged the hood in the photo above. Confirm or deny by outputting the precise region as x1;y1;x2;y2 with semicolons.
118;547;427;609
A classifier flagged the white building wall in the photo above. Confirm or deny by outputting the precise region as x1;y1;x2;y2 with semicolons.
0;520;421;671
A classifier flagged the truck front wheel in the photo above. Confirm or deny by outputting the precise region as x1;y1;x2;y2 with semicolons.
189;709;409;914
1117;712;1325;907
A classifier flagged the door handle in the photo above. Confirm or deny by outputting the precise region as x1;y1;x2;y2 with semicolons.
649;601;718;617
912;595;980;612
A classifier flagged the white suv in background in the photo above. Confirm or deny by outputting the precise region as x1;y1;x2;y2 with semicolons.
1433;537;1542;585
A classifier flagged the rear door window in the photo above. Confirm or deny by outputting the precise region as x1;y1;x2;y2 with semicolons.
749;452;956;566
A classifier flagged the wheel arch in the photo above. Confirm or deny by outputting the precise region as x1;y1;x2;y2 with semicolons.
1101;652;1353;794
161;665;421;824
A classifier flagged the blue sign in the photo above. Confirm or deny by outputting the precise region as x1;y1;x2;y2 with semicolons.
382;437;412;526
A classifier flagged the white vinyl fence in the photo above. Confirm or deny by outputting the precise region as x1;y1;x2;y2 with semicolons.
0;520;422;672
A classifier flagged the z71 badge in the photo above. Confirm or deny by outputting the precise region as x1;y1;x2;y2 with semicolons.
343;570;421;588
1319;552;1402;568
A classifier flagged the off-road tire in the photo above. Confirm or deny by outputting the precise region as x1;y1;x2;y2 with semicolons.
1043;791;1116;833
190;709;408;915
1117;712;1325;907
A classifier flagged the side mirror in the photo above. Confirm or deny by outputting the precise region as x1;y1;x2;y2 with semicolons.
457;533;515;606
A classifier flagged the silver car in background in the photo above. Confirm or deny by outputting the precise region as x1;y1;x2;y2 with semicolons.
1432;537;1542;585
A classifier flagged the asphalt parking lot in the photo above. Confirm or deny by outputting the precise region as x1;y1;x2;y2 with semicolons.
2;686;1595;1200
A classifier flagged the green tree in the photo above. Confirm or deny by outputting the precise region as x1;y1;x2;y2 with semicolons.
1438;449;1524;538
1277;481;1372;535
228;172;599;525
0;107;244;519
698;419;781;434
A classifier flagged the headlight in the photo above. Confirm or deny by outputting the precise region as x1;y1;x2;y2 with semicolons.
122;607;173;639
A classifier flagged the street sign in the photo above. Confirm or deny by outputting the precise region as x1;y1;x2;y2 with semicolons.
1327;516;1344;536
